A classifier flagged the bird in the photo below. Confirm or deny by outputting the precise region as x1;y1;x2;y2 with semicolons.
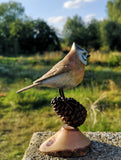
16;42;90;100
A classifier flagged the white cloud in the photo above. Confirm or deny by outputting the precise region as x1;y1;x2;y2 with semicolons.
84;0;95;2
63;0;82;9
63;0;95;9
85;14;95;22
47;16;67;24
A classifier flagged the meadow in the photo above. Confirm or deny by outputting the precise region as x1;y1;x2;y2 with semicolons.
0;51;121;160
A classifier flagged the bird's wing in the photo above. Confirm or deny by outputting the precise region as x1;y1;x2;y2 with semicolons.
34;62;72;84
16;64;71;93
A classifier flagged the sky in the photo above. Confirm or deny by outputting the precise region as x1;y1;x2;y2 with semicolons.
0;0;109;33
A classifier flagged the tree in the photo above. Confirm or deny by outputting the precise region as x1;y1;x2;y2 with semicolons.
0;1;26;55
0;1;25;23
62;15;101;50
10;19;61;55
104;21;121;51
10;20;34;55
106;0;121;51
62;15;86;47
0;28;5;53
107;0;121;24
33;19;61;53
0;1;61;56
86;19;101;50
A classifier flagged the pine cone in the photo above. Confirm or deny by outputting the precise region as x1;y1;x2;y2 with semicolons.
51;97;87;128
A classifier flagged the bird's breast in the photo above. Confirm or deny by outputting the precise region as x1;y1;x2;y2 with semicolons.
70;66;85;87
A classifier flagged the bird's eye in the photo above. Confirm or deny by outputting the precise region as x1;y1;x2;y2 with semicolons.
83;52;86;56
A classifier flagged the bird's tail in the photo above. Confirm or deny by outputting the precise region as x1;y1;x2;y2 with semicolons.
16;83;38;93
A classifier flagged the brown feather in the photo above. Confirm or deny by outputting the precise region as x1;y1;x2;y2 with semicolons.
34;49;79;84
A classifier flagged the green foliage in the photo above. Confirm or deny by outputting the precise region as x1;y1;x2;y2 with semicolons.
104;21;121;51
107;54;121;67
99;19;121;52
86;19;101;50
63;15;86;46
62;0;121;52
0;1;26;56
99;0;121;51
63;15;101;50
107;0;121;24
2;0;121;55
0;1;60;56
0;1;25;23
33;19;61;53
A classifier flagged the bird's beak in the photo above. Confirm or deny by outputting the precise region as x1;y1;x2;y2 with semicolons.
87;55;90;58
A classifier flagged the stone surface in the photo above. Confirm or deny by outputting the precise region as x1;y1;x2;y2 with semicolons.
22;132;121;160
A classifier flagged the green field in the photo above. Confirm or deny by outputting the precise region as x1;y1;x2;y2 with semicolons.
0;51;121;160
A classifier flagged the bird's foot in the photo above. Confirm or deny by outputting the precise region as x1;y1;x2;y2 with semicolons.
59;88;66;101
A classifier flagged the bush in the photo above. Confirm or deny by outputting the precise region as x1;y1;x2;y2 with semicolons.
108;55;121;67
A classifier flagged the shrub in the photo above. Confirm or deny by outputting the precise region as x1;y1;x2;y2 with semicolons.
107;55;121;67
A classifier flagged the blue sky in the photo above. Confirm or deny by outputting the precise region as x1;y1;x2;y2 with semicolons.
0;0;109;33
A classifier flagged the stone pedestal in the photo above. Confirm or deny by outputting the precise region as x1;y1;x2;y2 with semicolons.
22;132;121;160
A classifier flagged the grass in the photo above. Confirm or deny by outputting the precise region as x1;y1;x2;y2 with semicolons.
0;51;121;160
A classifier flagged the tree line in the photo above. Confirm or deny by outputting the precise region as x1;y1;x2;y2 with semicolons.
0;1;61;56
63;0;121;52
0;0;121;56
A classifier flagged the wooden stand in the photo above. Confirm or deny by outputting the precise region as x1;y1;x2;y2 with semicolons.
39;125;91;157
